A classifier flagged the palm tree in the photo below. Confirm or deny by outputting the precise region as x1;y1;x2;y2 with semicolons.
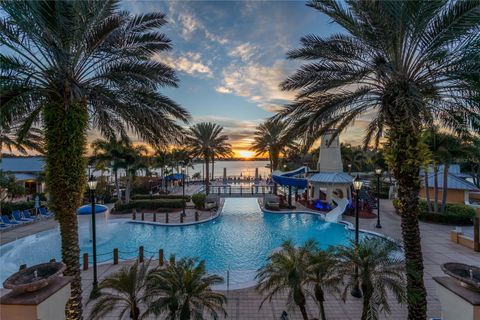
256;240;313;320
211;139;233;180
187;123;229;194
335;238;406;320
1;2;189;318
123;145;149;203
0;119;43;161
88;260;152;320
277;2;479;318
250;120;291;174
305;246;342;320
144;256;227;320
91;137;130;202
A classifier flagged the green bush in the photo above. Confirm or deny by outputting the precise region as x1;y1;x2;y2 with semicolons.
191;193;206;209
1;201;35;215
114;199;185;213
393;199;475;225
131;194;191;201
368;179;391;199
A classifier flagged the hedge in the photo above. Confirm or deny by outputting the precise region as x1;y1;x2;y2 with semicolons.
393;199;475;225
114;199;185;213
131;194;191;201
1;201;36;215
191;194;206;209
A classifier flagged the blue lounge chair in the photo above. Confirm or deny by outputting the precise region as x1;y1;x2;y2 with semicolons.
1;215;19;225
0;221;11;229
12;210;32;222
23;210;36;220
39;207;53;218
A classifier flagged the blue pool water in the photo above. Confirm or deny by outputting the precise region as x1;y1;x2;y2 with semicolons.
0;198;360;289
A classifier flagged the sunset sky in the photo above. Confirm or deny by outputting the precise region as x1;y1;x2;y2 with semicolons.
100;1;370;157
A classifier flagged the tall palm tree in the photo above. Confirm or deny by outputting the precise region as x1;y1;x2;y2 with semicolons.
256;240;314;320
144;256;227;320
305;246;342;320
1;1;189;318
277;2;480;318
250;120;291;174
186;122;229;194
88;260;152;320
335;238;406;320
0;119;43;161
122;144;149;203
211;139;233;180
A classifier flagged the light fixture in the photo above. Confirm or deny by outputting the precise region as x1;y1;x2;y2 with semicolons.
348;164;352;168
87;175;97;190
375;168;382;175
353;174;363;191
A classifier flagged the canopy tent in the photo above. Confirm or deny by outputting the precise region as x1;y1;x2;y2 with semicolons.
165;173;186;181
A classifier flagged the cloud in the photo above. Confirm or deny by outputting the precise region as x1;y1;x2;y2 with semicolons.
205;31;229;45
217;59;295;112
178;12;199;39
154;51;212;77
228;43;257;62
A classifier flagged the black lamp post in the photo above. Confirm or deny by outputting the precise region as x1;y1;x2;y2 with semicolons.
182;168;186;217
348;164;352;175
87;175;99;297
375;168;382;229
149;179;153;198
351;174;363;298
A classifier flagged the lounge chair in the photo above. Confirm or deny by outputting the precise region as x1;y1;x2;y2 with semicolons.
0;221;11;229
23;210;36;220
1;215;20;225
12;210;32;222
39;207;53;218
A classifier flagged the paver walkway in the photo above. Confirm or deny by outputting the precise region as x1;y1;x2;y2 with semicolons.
80;199;480;320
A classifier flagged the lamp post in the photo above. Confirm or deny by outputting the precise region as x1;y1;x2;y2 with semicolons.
182;169;186;217
87;175;99;297
351;174;363;298
348;163;352;175
375;168;382;229
149;179;153;199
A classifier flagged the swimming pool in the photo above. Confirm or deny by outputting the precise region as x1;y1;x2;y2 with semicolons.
0;198;364;289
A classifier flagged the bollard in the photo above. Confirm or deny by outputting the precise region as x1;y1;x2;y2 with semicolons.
83;253;89;270
195;211;199;221
153;212;156;222
139;246;144;263
159;249;164;266
113;248;119;265
132;209;136;220
180;214;184;223
166;212;169;223
141;211;145;221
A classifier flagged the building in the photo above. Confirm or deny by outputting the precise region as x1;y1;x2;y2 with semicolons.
1;157;45;194
420;164;480;207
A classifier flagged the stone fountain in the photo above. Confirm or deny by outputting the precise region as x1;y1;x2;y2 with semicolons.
434;262;480;320
0;262;72;320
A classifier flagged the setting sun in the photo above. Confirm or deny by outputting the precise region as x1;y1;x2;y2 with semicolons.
237;150;254;159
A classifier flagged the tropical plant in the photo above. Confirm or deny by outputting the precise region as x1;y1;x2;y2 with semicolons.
335;238;406;320
144;256;227;320
211;138;233;180
0;170;26;201
256;239;314;320
186;123;230;194
1;1;189;317
305;246;342;320
0;119;43;160
277;1;480;318
461;136;480;188
88;260;152;320
250;119;292;174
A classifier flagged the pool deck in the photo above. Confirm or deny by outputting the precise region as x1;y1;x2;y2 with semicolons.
77;199;480;319
2;199;479;319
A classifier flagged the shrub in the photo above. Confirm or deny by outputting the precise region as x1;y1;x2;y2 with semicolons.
131;194;191;201
191;193;206;209
393;199;475;225
114;199;185;213
1;201;35;215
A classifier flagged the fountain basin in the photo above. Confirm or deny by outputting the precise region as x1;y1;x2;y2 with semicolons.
441;262;480;291
3;262;66;293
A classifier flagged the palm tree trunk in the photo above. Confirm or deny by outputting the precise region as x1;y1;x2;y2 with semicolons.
298;303;309;320
114;170;120;201
360;285;373;320
205;156;210;195
423;167;432;213
44;101;87;320
433;164;439;213
388;124;427;320
125;170;131;204
315;287;327;320
441;164;449;213
211;155;215;180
